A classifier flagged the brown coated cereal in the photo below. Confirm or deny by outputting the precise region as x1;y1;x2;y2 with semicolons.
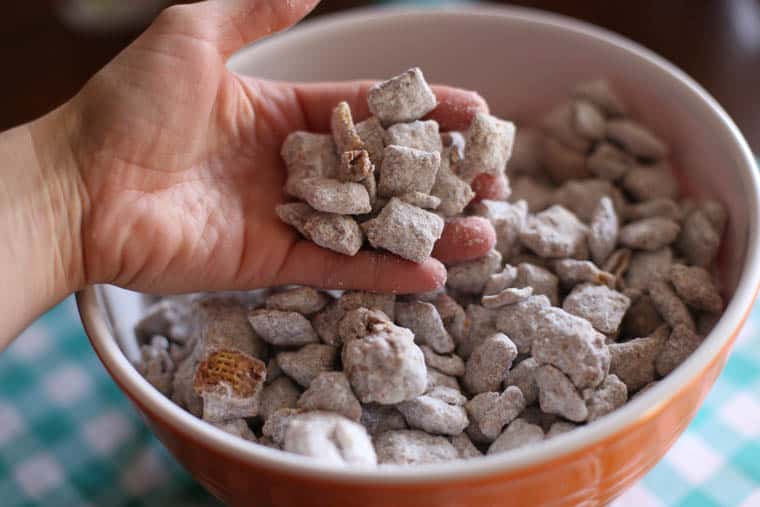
482;286;533;308
337;150;374;183
258;376;301;422
367;68;437;126
355;117;385;167
504;357;540;405
509;176;555;212
541;135;589;183
193;350;266;422
483;265;518;296
494;295;552;354
291;177;372;215
554;259;615;289
535;364;588;422
589;197;619;265
281;132;338;195
608;329;665;392
464;333;518;394
622;163;680;201
587;142;635;181
649;281;696;332
362;197;444;263
398;191;441;210
606;119;668;159
487;419;545;455
374;430;458;465
450;433;483;459
656;324;704;376
620;294;664;339
276;344;337;387
385;120;443;153
471;200;528;259
562;283;631;335
248;309;319;347
625;198;682;221
625;248;673;290
297;371;362;421
459;112;516;182
446;250;503;294
670;264;723;313
546;421;577;438
677;208;722;267
542;101;593;153
378;145;440;197
396;301;455;354
574;79;628;117
283;413;377;466
360;404;408;435
619;217;681;251
513;263;559;305
520;205;589;259
584;374;627;422
137;336;175;396
465;386;526;439
266;287;330;315
430;147;475;216
397;392;469;436
421;345;465;377
303;212;365;256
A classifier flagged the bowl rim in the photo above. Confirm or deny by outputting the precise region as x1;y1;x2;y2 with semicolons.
77;3;760;484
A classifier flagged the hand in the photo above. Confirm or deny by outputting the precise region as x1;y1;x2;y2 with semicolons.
57;0;496;295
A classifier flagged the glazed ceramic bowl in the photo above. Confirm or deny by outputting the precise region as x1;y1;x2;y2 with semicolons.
77;5;760;507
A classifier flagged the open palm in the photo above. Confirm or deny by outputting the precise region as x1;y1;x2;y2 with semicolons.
66;0;495;296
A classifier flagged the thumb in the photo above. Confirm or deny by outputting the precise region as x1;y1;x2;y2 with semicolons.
155;0;320;58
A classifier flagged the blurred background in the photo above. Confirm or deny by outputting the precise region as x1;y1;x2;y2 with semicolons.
2;0;759;151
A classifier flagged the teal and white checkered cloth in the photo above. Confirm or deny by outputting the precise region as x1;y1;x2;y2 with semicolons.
1;295;758;506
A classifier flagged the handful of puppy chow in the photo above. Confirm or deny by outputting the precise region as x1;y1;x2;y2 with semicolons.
134;68;726;467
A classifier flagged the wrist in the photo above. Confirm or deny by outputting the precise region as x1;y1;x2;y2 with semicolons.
0;104;86;345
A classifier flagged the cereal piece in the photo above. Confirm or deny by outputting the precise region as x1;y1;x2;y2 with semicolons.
514;263;559;305
463;333;518;394
355;117;386;167
700;200;727;234
546;421;577;438
397;393;469;436
509;176;554;212
541;135;589;183
430;147;475;216
542;101;593;152
531;307;611;389
171;356;203;416
553;179;623;224
337;150;374;183
670;264;723;313
535;365;588;422
585;374;627;422
339;291;396;320
297;372;362;421
360;404;407;435
504;357;539;405
342;323;427;404
427;368;461;392
137;336;175;396
606;119;667;159
482;286;533;308
193;350;266;422
305;211;364;256
258;376;301;421
619;217;681;251
362;197;444;263
135;298;193;346
377;145;440;198
483;265;518;296
471;200;528;259
446;249;503;294
587;142;635;181
589;197;619;265
576;99;607;138
608;332;664;392
261;408;304;445
266;357;282;382
291;177;371;215
622;164;680;201
248;309;319;346
396;301;455;354
331;101;364;154
426;385;467;405
397;191;441;210
212;419;257;443
367;68;437;126
284;413;377;466
276;202;314;238
574;79;628;117
656;324;704;376
441;131;466;160
494;295;552;353
459;112;516;182
465;386;526;439
520;205;589;259
281;132;338;194
602;249;631;289
311;300;344;346
421;345;465;377
677;208;722;267
276;344;337;388
488;419;545;454
620;294;663;339
338;308;393;345
450;433;483;459
625;248;673;290
193;298;268;362
385;120;442;153
554;259;616;289
563;284;631;334
649;281;696;331
433;294;467;344
266;287;330;315
625;198;681;221
374;430;458;465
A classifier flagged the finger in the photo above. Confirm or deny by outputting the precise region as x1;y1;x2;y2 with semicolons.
275;241;447;294
471;173;511;202
433;217;496;265
155;0;320;58
288;80;489;132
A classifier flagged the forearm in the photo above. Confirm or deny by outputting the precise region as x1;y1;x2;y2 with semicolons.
0;108;84;349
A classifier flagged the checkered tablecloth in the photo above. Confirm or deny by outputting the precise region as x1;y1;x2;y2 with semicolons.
0;294;758;507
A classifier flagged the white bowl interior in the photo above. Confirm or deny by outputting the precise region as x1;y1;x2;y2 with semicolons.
87;5;760;483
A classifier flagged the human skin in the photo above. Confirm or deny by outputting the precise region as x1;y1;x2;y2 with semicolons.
0;0;496;349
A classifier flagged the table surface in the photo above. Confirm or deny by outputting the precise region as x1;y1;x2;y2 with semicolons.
1;2;760;506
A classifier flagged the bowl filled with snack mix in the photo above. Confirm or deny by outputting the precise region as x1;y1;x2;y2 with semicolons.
77;5;760;507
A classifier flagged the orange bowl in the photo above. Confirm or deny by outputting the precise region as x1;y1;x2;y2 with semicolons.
77;5;760;507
